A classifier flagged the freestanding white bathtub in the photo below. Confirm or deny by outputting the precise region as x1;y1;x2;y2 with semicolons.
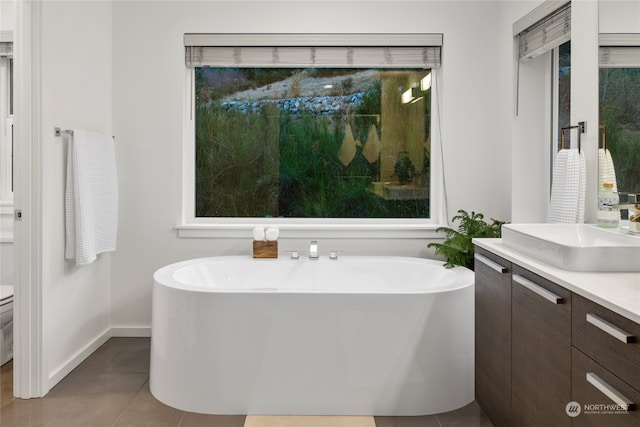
150;255;474;416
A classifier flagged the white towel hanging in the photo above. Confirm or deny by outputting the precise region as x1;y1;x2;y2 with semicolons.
548;150;586;224
548;149;574;223
549;125;586;224
65;130;118;265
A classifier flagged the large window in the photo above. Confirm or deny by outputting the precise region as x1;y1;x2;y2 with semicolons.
195;67;431;218
183;34;442;226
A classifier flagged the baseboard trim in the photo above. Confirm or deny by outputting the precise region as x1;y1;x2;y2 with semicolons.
111;326;151;337
47;328;112;391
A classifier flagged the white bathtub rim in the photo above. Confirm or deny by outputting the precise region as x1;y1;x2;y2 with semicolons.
153;255;474;295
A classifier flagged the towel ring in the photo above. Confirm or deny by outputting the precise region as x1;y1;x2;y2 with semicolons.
561;125;582;152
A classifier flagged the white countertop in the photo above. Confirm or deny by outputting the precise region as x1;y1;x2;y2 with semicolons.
473;238;640;324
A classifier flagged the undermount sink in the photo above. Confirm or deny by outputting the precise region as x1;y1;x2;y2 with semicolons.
501;223;640;272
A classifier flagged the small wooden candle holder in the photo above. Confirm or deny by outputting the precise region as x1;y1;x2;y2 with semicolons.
253;240;278;258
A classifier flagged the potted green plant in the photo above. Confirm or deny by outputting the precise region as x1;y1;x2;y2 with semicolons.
428;210;505;270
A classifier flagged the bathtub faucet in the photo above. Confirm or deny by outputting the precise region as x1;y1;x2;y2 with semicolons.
309;240;319;260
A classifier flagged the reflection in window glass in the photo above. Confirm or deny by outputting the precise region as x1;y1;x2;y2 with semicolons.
557;41;571;151
599;68;640;194
195;68;432;218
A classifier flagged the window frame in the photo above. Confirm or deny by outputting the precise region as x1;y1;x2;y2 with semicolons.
179;35;446;239
598;34;640;197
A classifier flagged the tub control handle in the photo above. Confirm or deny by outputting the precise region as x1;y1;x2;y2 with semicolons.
286;251;299;260
586;373;634;411
309;240;319;259
474;253;508;274
586;313;635;343
330;251;341;260
513;274;562;304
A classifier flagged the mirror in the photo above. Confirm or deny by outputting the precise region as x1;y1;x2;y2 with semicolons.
598;0;640;206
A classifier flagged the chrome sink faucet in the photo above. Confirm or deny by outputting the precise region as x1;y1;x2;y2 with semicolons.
309;240;319;259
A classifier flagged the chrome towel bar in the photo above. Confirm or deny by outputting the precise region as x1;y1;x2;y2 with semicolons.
54;127;115;139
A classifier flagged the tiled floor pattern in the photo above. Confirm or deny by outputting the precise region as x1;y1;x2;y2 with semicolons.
0;338;493;427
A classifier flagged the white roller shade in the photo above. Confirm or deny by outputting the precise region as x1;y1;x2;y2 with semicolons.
184;33;442;68
515;1;571;61
599;34;640;68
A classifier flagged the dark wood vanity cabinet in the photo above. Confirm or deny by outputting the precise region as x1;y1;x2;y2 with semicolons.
475;245;639;427
510;265;571;427
474;247;512;427
475;249;571;427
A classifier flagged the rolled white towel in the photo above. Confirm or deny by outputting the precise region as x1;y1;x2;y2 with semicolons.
265;226;279;241
253;225;266;241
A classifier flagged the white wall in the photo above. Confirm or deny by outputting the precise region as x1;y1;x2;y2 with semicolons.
599;0;640;33
110;0;512;330
497;0;548;223
0;0;14;33
40;0;112;390
512;53;552;222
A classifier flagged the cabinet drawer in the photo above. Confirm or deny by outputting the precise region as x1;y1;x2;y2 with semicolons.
572;347;640;427
572;294;640;390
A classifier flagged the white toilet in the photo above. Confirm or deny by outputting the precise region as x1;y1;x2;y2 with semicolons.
0;236;13;366
0;284;13;365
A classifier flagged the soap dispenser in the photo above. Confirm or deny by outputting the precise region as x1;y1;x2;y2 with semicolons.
597;182;620;228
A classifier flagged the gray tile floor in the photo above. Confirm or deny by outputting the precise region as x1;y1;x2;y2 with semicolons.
0;338;492;426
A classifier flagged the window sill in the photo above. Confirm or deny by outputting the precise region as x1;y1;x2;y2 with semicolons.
176;221;444;239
